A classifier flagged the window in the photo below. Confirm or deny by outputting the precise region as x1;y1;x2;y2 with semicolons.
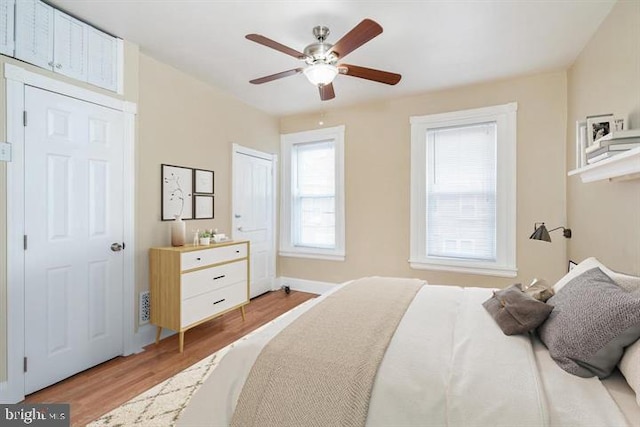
280;125;345;260
410;103;517;277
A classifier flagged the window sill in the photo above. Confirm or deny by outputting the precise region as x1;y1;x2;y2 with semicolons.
279;250;345;262
409;259;517;278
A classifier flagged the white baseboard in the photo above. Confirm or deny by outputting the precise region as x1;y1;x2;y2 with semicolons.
133;323;176;353
275;276;338;295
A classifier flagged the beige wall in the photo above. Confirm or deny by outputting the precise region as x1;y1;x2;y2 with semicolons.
280;71;568;288
566;0;640;275
135;54;280;312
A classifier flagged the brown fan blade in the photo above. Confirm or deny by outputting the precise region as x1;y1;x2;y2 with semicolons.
246;34;306;59
328;19;383;60
319;83;335;101
250;68;303;84
340;64;401;85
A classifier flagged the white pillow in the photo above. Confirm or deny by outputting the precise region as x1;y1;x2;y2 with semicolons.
619;339;640;406
554;257;640;293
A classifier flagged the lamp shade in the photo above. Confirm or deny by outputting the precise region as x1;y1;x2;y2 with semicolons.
303;63;338;86
530;223;552;242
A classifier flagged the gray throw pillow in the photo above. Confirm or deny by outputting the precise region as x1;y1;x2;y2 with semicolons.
538;267;640;379
483;284;553;336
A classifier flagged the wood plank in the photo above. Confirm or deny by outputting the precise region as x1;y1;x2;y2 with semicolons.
23;289;317;426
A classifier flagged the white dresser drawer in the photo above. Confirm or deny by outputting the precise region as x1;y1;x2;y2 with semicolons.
181;260;247;300
181;282;247;327
181;244;247;271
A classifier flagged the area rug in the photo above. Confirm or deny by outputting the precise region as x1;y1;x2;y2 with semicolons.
88;300;313;426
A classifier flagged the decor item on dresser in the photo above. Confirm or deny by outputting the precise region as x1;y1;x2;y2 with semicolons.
585;114;614;147
171;214;186;247
198;230;212;245
162;164;193;220
529;222;572;242
149;240;250;352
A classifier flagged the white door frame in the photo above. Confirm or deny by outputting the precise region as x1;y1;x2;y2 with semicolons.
231;143;278;292
2;63;137;403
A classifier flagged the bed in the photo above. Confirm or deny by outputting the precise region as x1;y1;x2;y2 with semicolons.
178;260;640;427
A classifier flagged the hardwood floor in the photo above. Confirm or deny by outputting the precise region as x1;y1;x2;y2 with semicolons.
23;289;317;426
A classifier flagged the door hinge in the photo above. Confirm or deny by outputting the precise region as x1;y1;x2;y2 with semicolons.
23;111;27;127
23;357;27;373
23;235;27;250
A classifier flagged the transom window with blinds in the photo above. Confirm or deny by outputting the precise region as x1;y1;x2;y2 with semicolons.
410;103;517;277
280;125;345;260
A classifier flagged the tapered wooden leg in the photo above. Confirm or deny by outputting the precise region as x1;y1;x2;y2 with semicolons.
240;305;246;321
155;326;162;344
179;331;184;353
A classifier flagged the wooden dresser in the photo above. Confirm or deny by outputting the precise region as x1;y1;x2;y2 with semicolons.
149;240;250;352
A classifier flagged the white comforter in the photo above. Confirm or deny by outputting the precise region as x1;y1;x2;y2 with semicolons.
178;284;630;427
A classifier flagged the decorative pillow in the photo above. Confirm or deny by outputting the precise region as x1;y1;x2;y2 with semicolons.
619;338;640;406
538;267;640;379
523;279;554;302
483;284;553;336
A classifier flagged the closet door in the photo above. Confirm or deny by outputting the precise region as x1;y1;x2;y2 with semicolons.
15;0;54;69
53;10;87;81
0;0;15;56
87;27;118;91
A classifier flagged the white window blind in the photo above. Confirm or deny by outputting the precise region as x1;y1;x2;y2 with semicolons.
280;125;345;261
292;140;336;249
426;122;497;261
410;103;517;277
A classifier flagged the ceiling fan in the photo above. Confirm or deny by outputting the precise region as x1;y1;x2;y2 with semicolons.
246;19;402;101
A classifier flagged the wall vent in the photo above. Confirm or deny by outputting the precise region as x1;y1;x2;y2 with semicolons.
139;291;150;324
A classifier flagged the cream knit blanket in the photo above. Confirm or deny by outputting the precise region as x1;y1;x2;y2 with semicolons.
230;277;425;427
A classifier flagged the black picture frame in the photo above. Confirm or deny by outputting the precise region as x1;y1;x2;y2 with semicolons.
161;164;193;221
194;195;214;219
193;168;215;194
568;260;578;272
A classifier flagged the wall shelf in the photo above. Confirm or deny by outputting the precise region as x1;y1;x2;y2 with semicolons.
568;146;640;183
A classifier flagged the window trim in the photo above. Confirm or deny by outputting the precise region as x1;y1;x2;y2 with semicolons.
409;103;517;277
280;125;345;261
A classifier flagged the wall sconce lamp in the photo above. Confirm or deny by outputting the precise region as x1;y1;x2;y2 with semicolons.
529;222;572;242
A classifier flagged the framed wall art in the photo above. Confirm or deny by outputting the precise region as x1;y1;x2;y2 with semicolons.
194;168;214;194
162;164;193;220
194;195;214;219
575;120;587;168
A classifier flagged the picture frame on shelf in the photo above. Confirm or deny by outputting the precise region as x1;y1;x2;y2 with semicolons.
194;195;214;219
576;120;587;168
613;117;626;132
586;114;614;147
194;168;214;194
162;164;193;221
568;260;578;272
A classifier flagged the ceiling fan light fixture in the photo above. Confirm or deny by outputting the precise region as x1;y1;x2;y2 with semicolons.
303;63;338;86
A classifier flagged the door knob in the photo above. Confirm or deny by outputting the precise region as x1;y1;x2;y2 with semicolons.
234;214;242;218
110;243;123;252
237;226;243;231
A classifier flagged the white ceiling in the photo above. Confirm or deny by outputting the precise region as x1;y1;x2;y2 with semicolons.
51;0;616;117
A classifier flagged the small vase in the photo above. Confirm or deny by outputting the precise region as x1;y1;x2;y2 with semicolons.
171;215;186;247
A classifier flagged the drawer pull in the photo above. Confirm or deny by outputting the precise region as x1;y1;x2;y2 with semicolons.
213;275;225;280
236;250;240;253
213;298;226;305
196;257;202;261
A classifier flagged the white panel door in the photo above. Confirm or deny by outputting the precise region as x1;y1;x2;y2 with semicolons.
0;0;15;56
87;27;118;91
15;0;54;70
233;149;275;298
53;10;87;81
24;86;125;394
